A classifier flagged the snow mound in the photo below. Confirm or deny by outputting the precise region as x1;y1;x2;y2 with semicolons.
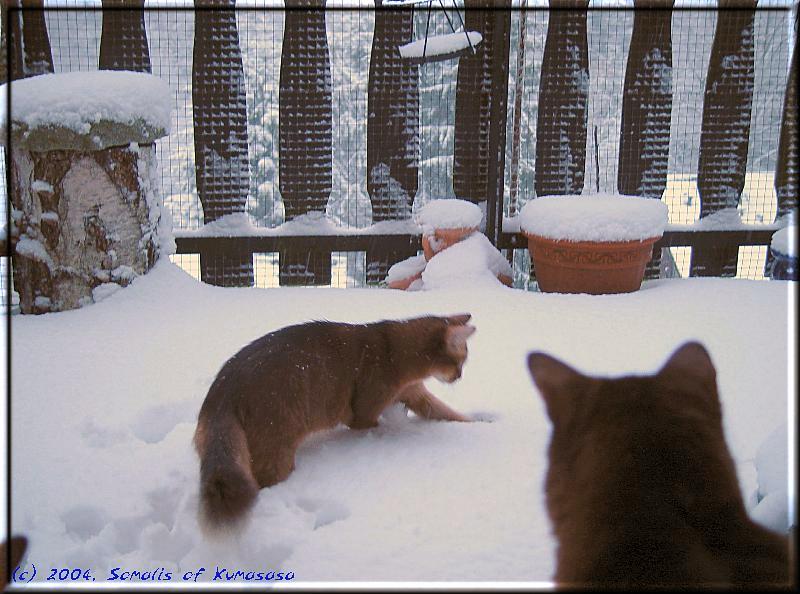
399;31;482;59
416;199;483;235
770;225;796;257
2;71;172;147
386;254;427;284
422;232;511;290
197;212;257;237
751;423;792;534
694;207;744;230
519;194;669;242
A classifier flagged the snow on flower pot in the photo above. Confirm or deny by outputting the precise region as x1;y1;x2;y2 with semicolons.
519;194;669;295
416;199;483;261
769;225;797;281
1;71;174;313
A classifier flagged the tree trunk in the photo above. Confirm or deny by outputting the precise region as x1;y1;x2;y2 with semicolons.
534;0;589;197
192;0;254;287
365;0;419;284
10;143;166;313
618;0;674;279
279;0;333;286
691;0;757;277
99;0;152;73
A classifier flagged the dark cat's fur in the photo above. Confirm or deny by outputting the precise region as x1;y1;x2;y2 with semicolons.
195;314;476;533
0;536;27;588
527;342;793;589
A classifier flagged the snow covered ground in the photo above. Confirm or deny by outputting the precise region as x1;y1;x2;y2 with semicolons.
4;262;795;584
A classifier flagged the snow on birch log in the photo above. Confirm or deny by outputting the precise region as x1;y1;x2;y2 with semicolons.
4;71;173;314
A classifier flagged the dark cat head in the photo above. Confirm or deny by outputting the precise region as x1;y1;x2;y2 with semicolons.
525;342;752;585
528;341;721;434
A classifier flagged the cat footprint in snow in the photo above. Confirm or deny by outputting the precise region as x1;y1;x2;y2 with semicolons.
296;498;351;530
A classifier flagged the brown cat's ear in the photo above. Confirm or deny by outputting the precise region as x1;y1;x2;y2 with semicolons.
527;352;588;425
446;313;472;326
445;324;476;355
658;341;717;392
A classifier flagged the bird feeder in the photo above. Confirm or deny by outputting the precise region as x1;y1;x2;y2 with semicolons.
389;0;482;64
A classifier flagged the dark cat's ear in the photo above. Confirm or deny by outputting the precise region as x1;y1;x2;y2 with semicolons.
446;313;472;326
658;341;717;393
527;352;588;425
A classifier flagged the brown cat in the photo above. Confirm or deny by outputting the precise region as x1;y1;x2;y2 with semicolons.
527;342;793;589
194;314;476;533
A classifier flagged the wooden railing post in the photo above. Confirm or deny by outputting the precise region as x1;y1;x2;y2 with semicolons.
483;4;512;247
774;37;798;219
7;0;54;80
365;0;419;284
534;0;589;198
99;0;152;73
1;2;8;84
279;0;333;286
618;0;674;279
766;35;798;275
691;0;757;277
192;0;254;287
453;0;510;211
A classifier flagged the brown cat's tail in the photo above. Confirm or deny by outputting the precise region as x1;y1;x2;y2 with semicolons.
194;415;260;534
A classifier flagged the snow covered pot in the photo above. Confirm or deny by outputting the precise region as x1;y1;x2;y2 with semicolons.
769;225;797;281
519;194;669;294
2;71;174;314
416;199;483;261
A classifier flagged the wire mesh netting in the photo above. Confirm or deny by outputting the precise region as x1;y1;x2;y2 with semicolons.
1;2;795;306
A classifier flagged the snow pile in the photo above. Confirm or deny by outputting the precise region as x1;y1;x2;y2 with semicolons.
194;212;257;237
416;199;483;235
422;232;512;290
398;31;482;59
693;207;745;231
386;254;427;284
519;194;669;242
770;225;796;257
6;262;792;582
186;212;421;238
1;71;172;139
751;423;792;534
387;200;510;290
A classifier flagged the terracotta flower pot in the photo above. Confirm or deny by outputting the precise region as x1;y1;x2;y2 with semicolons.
422;227;478;261
525;234;660;294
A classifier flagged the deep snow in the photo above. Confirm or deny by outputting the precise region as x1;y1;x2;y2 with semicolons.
3;262;794;584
